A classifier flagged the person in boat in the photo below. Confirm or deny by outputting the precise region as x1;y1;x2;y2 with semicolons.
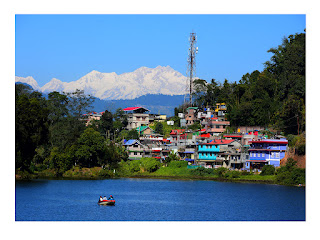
108;195;114;200
103;196;107;200
99;196;103;201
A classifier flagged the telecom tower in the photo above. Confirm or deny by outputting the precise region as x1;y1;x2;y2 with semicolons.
184;32;198;107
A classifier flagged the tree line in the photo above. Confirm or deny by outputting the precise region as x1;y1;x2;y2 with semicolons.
189;31;305;135
15;86;131;175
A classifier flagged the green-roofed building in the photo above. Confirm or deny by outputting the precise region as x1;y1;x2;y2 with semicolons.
136;126;154;136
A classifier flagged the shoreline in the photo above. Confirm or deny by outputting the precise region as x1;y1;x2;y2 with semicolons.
15;172;304;187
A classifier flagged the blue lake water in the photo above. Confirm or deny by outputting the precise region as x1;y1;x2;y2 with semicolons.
15;178;305;221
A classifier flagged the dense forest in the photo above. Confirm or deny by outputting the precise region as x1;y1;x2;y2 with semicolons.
190;31;305;135
15;30;305;175
15;87;133;174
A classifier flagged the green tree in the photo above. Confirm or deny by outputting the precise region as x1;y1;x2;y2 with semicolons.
113;108;128;137
140;157;161;172
127;129;139;139
15;86;49;171
75;128;106;167
98;110;114;138
46;92;69;149
164;152;180;166
44;147;73;175
50;90;95;151
260;165;276;176
154;122;164;135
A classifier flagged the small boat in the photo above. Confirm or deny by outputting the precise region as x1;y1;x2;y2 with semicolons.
98;199;115;205
98;195;115;205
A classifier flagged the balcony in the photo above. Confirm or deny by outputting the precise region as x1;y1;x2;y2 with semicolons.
198;153;217;160
198;145;220;152
127;146;144;152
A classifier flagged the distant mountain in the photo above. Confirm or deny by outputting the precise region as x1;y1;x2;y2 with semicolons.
15;76;41;91
15;81;184;116
15;66;187;100
92;94;185;117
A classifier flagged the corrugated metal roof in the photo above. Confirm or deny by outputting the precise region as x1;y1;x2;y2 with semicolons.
123;106;150;111
123;139;140;145
136;126;149;132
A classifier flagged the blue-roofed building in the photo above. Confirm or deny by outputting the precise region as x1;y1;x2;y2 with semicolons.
123;139;145;160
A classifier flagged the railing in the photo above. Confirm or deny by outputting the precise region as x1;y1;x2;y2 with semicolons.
198;153;217;160
198;145;220;152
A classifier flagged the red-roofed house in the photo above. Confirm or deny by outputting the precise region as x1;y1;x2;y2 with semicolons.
197;139;242;168
170;129;186;146
83;112;103;126
123;106;150;130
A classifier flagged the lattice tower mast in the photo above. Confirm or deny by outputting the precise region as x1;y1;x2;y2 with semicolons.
184;32;198;107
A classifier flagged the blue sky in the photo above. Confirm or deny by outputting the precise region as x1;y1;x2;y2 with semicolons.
15;14;306;87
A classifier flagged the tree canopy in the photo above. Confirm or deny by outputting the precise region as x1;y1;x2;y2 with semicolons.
192;31;305;135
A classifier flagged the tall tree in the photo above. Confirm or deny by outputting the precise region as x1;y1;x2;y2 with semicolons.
98;110;114;138
15;85;49;170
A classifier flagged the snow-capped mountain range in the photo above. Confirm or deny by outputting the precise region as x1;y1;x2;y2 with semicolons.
15;66;187;100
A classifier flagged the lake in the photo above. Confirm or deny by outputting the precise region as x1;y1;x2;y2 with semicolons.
15;178;305;221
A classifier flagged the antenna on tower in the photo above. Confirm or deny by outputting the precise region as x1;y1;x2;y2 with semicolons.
184;32;198;108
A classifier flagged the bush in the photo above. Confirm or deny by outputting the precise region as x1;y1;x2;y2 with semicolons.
190;167;215;176
216;167;228;177
260;165;275;176
168;160;188;168
240;170;252;176
140;158;161;173
296;143;305;155
287;134;298;148
98;168;112;178
225;170;240;178
164;152;180;165
129;160;141;173
275;158;305;185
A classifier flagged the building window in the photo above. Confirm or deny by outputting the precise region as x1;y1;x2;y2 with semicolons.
257;153;260;157
262;153;265;157
253;153;256;157
276;152;280;158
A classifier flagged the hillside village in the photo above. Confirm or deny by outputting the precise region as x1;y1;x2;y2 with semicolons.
85;103;290;172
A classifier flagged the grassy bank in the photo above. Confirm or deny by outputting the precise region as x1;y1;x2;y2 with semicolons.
16;159;304;187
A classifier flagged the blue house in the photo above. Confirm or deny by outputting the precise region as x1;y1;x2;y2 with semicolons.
197;139;235;168
246;138;288;170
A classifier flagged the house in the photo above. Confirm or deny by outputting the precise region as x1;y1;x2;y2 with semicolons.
197;139;242;168
167;120;174;126
155;114;167;122
136;126;154;136
206;118;230;136
185;107;198;126
236;126;265;134
123;106;150;130
149;114;167;124
245;138;288;170
214;103;227;120
83;111;104;126
169;129;186;146
123;139;146;160
138;135;171;161
224;134;244;144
